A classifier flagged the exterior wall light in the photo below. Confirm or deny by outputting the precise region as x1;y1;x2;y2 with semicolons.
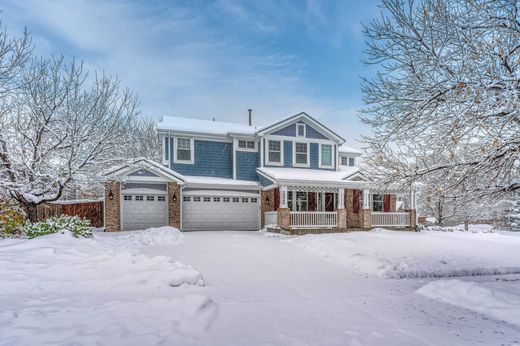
108;190;114;201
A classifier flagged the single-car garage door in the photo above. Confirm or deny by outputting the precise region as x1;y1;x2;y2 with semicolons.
182;190;260;231
121;191;168;231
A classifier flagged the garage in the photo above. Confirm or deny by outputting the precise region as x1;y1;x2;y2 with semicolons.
182;190;260;231
121;183;168;231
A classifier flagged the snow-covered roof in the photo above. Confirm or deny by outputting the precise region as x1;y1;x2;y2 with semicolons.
104;158;186;184
157;116;257;136
338;145;363;156
257;167;368;187
183;175;261;190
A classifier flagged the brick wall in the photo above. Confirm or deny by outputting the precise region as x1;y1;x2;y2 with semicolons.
345;189;362;228
104;181;120;232
278;208;291;230
390;195;397;212
337;208;347;230
261;189;276;227
167;182;181;229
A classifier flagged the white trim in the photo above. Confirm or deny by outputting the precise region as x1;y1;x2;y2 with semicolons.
260;138;264;168
105;159;185;184
318;143;334;169
266;139;284;166
157;129;233;142
173;137;195;164
232;138;237;180
264;134;336;145
293;141;310;168
162;135;170;166
296;123;306;137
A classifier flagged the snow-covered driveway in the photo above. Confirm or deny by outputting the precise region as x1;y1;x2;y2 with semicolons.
143;231;520;345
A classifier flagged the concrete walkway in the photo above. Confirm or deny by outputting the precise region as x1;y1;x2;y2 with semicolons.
146;231;520;345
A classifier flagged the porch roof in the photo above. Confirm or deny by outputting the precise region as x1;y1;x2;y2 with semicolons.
257;167;368;188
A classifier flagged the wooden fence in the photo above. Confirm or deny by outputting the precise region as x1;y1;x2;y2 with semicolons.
37;200;104;228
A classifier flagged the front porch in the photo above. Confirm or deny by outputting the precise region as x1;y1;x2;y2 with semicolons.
262;185;417;234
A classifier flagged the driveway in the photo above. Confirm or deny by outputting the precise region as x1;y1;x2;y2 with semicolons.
144;231;520;345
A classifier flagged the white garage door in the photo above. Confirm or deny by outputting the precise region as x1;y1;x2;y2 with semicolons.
182;190;260;231
121;192;168;231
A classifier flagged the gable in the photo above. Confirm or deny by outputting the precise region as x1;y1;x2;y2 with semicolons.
270;121;329;140
128;168;159;177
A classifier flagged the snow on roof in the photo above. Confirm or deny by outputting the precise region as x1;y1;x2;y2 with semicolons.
183;175;261;189
257;167;362;185
338;145;363;156
157;116;257;136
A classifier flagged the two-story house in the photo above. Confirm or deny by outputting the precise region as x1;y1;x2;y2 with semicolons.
103;112;417;233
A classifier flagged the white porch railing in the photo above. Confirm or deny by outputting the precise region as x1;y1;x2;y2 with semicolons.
264;211;278;227
372;212;409;227
290;211;337;228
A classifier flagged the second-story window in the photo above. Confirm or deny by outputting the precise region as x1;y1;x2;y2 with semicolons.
175;138;193;163
320;144;332;167
297;123;306;137
238;140;255;150
268;140;282;164
341;156;355;166
294;142;308;166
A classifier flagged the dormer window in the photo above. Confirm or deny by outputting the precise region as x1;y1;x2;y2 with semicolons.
341;156;355;166
238;140;256;150
296;123;306;137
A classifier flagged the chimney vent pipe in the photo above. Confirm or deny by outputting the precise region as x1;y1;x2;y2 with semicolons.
248;109;252;126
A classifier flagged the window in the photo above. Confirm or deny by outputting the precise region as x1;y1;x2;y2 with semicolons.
175;138;193;163
294;142;308;166
146;196;155;201
349;157;355;166
232;197;239;202
251;198;258;203
193;196;201;202
183;196;190;202
213;197;220;202
268;140;282;164
203;197;211;202
341;157;348;166
135;195;143;201
223;197;230;202
242;198;248;203
158;196;166;202
372;194;383;212
238;140;256;150
123;195;132;201
297;123;306;137
295;192;308;211
320;144;332;167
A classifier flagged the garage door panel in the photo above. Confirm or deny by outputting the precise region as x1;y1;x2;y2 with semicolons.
122;194;168;231
182;194;259;231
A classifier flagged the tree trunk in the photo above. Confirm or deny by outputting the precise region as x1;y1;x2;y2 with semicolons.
464;220;469;231
22;202;38;223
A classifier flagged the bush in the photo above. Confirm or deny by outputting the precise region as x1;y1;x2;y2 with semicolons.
0;202;25;237
23;215;92;239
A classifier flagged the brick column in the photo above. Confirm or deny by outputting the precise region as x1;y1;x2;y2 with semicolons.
406;209;417;228
167;182;181;229
336;208;347;230
261;189;275;227
360;208;372;229
390;195;397;212
278;208;291;230
104;181;120;232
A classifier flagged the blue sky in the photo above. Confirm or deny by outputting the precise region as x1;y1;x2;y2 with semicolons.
2;0;380;148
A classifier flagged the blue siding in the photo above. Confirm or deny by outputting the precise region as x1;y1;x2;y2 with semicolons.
283;140;292;167
170;139;232;178
310;143;319;169
306;125;328;140
236;151;259;181
258;174;274;187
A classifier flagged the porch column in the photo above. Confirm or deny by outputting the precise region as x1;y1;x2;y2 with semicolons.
277;185;290;231
360;188;372;229
337;188;345;209
336;188;347;230
407;187;417;228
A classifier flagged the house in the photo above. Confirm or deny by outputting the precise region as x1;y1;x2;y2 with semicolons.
103;112;417;233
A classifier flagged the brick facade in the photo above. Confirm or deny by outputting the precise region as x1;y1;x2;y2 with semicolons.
104;181;120;232
336;208;347;230
390;195;397;212
167;182;181;229
345;189;362;228
359;208;372;229
277;208;291;230
406;209;417;228
260;189;276;227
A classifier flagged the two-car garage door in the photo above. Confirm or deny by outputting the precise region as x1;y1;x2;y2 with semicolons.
182;190;260;231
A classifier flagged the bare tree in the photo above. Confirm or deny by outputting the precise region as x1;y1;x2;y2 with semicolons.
360;0;519;203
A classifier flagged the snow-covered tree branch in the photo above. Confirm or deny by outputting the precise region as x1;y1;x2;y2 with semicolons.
360;0;519;203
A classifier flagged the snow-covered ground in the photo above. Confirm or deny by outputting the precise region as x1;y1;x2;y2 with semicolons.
287;228;520;278
1;228;520;345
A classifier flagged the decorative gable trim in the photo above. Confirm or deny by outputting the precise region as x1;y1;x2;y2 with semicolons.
256;112;345;143
343;171;371;182
105;158;185;184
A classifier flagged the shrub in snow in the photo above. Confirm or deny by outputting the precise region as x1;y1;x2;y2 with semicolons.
23;215;92;239
123;226;184;246
0;201;25;237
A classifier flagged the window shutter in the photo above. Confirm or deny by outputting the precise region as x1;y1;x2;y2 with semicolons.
353;189;360;213
384;194;391;212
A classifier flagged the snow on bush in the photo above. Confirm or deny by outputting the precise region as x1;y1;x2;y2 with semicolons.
425;224;495;233
23;215;92;239
119;226;184;246
286;229;520;278
0;230;214;344
0;201;25;237
416;279;520;327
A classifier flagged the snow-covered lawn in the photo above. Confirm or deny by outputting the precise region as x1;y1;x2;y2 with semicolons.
1;228;520;345
0;227;216;345
286;228;520;278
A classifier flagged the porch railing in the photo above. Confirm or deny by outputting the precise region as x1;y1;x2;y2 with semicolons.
264;211;278;227
372;212;409;227
290;211;337;228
